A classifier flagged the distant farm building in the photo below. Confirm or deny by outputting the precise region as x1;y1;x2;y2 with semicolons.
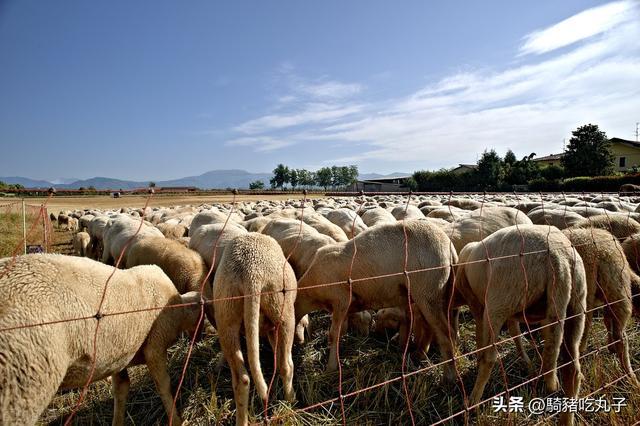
533;153;564;167
450;164;477;175
158;186;198;193
348;176;412;192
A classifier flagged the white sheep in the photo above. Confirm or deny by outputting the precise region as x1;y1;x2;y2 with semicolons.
72;231;91;257
0;254;201;425
213;233;297;426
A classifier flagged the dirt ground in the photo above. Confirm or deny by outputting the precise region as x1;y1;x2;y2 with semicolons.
0;193;325;213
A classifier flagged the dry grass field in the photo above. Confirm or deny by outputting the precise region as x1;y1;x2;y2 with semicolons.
1;195;638;425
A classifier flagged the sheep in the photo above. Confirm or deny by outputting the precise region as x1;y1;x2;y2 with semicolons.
188;209;232;236
72;231;91;257
559;228;640;387
296;220;458;377
260;218;335;278
101;216;164;265
456;225;586;426
361;207;396;227
571;214;640;240
620;183;640;194
49;212;57;222
297;212;349;242
325;208;368;237
0;254;202;425
78;214;95;231
86;216;111;260
391;205;424;220
156;222;188;239
243;216;273;233
57;213;69;229
213;233;297;426
188;222;247;270
527;207;585;229
67;217;79;232
444;207;533;253
126;237;210;296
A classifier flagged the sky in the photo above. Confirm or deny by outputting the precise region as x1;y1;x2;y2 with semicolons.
0;0;639;181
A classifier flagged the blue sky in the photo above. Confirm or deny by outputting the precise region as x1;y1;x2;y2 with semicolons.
1;0;639;181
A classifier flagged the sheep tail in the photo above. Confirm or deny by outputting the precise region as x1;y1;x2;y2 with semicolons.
244;291;268;401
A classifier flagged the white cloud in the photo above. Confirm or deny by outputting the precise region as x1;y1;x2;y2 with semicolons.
225;136;294;152
226;2;640;171
296;81;363;99
519;1;637;55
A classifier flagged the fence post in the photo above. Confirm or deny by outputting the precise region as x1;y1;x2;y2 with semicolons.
22;198;27;254
43;206;48;253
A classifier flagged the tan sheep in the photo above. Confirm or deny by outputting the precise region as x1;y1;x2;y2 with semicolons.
444;206;533;253
571;214;640;239
361;207;396;227
456;225;586;426
126;236;210;296
559;228;639;387
57;213;69;229
296;220;458;377
101;217;163;265
213;233;297;426
325;208;368;237
156;222;188;239
0;254;201;425
72;231;91;257
188;222;247;270
527;207;585;229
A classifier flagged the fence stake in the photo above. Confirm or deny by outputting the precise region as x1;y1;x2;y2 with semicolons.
22;198;27;255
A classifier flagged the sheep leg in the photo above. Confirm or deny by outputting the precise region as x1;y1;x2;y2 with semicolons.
327;302;349;372
579;311;593;353
219;324;251;426
276;319;296;402
111;369;130;426
413;315;433;360
605;308;640;388
469;310;506;404
507;320;533;372
540;319;562;393
144;350;183;426
420;305;456;383
558;310;584;426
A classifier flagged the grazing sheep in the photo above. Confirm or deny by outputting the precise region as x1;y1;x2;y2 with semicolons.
298;212;349;242
126;237;210;296
243;216;272;233
156;222;188;239
391;205;424;221
49;212;57;222
72;231;91;257
189;222;247;270
527;207;585;229
67;217;79;232
361;207;396;227
78;214;95;232
444;207;533;253
620;183;640;194
559;228;640;387
456;225;586;426
0;254;201;425
325;208;368;237
213;233;297;426
189;209;232;236
57;213;69;229
101;217;164;265
296;220;458;377
260;218;335;278
571;214;640;240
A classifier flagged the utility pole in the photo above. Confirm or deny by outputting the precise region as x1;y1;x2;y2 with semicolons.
636;122;639;142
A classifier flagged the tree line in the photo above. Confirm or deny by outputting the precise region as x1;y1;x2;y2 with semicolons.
249;164;359;190
412;124;620;192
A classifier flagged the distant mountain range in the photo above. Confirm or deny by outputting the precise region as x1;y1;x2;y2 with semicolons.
1;170;411;190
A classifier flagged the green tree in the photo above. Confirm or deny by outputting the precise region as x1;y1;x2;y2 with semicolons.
505;153;540;185
475;149;504;189
249;180;265;190
316;167;333;190
149;181;156;188
289;169;299;189
270;164;290;189
561;124;614;177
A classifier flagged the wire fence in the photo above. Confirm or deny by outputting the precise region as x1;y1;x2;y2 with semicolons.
1;190;640;424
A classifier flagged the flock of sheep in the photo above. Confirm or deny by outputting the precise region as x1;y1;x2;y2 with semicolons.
3;192;640;425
